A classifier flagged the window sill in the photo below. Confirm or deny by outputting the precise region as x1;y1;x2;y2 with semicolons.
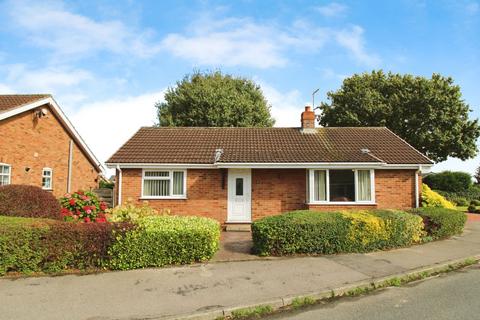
139;196;187;200
307;202;377;206
42;188;53;192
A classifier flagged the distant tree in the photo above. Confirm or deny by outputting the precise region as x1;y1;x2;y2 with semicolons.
319;71;480;162
156;71;275;127
423;171;472;192
475;166;480;184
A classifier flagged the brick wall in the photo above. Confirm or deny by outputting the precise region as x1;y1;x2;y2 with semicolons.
120;169;227;222
118;168;420;223
251;169;307;220
0;104;99;198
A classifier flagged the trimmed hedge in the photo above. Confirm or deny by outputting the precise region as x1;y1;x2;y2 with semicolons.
411;207;467;240
0;185;61;219
252;210;424;256
0;215;220;275
423;171;472;192
108;216;220;270
0;216;131;275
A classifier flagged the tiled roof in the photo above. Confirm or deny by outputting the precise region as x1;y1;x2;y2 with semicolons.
0;94;51;113
107;127;432;165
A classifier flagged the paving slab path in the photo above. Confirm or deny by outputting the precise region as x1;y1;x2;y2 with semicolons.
1;220;480;320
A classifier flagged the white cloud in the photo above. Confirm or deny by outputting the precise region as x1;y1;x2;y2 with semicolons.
161;15;378;68
316;2;348;17
258;81;304;127
69;91;164;169
466;2;479;15
6;0;160;59
335;26;381;67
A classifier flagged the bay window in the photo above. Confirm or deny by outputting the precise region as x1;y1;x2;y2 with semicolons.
309;169;374;204
142;170;186;198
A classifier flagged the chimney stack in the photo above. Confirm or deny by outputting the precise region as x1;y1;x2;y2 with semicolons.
301;106;316;133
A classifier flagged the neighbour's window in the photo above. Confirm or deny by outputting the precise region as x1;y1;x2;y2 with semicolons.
0;164;11;186
42;168;53;190
142;170;186;198
310;169;373;203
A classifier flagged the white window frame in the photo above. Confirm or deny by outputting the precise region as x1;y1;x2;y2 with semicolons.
141;169;187;199
308;169;375;205
41;167;53;190
0;163;11;186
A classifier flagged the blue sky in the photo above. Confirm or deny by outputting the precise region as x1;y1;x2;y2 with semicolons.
0;0;479;173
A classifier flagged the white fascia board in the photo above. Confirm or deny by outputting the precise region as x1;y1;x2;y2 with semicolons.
108;162;432;170
105;163;217;169
0;97;105;174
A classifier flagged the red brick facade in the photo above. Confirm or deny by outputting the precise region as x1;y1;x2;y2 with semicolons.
119;168;420;223
0;104;100;198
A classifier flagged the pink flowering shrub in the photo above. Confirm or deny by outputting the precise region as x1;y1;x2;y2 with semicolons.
60;190;108;223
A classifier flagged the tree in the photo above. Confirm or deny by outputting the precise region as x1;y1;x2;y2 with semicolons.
318;71;480;162
423;171;472;192
156;71;275;127
474;166;480;185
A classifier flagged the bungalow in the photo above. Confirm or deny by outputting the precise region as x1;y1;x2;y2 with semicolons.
106;106;433;224
0;94;103;197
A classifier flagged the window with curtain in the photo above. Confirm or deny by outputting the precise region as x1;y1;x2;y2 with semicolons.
143;170;185;198
0;164;11;186
357;170;372;201
310;169;373;203
42;168;53;190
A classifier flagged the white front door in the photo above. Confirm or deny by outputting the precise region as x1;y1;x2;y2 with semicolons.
227;169;252;222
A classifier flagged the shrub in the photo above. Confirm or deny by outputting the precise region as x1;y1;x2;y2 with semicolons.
107;215;220;270
471;200;480;206
411;207;467;240
0;185;61;219
421;185;455;209
423;171;472;192
60;190;108;223
454;197;469;206
436;187;480;204
0;216;132;275
251;210;424;256
106;199;168;222
468;204;476;213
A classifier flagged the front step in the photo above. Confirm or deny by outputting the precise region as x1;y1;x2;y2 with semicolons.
225;223;252;232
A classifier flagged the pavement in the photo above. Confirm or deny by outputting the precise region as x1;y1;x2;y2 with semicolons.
1;218;480;320
269;264;480;320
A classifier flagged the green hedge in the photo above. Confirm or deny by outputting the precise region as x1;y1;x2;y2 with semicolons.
411;207;467;240
108;216;220;270
252;210;424;256
0;215;220;275
0;216;129;275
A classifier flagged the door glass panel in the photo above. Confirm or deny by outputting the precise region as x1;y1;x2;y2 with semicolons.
235;178;244;196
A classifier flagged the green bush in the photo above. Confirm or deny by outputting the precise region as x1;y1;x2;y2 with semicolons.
437;186;480;204
252;210;424;256
422;185;455;209
107;215;220;270
411;207;467;240
468;204;476;213
471;200;480;206
0;216;130;275
423;171;472;192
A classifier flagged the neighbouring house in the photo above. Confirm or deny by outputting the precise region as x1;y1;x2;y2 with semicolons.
0;94;104;198
106;106;433;224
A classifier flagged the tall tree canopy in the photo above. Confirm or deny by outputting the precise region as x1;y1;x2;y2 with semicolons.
319;71;480;162
156;71;275;127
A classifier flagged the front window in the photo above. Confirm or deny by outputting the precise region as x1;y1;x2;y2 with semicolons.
310;169;374;203
42;168;53;189
142;170;186;198
0;164;11;186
